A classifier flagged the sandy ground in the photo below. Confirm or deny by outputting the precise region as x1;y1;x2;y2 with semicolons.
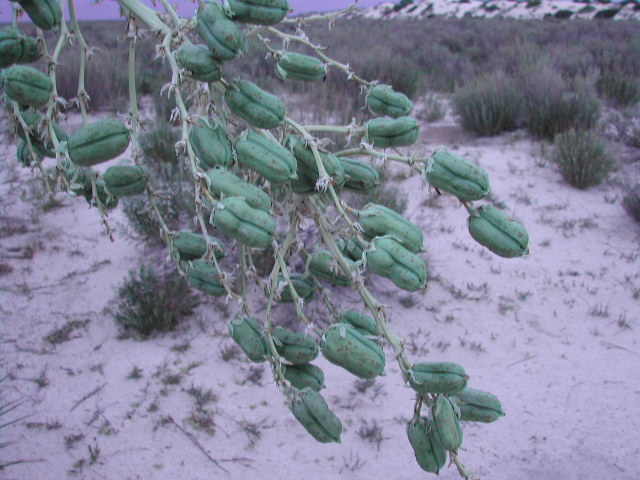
1;105;639;480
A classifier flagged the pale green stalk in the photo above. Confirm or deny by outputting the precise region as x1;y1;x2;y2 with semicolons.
68;0;89;125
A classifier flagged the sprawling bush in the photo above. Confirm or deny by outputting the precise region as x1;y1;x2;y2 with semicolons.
552;129;614;189
452;72;521;136
596;72;640;108
113;263;200;337
522;69;600;140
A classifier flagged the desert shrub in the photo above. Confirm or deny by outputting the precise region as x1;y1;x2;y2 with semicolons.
552;129;614;189
452;72;521;136
623;185;640;224
113;263;200;337
596;72;640;108
418;93;447;123
139;121;182;182
521;69;600;140
356;52;425;100
122;183;194;245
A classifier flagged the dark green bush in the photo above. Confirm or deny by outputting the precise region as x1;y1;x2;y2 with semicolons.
552;129;614;189
596;72;640;108
452;72;521;136
623;185;640;224
113;263;200;337
522;69;600;140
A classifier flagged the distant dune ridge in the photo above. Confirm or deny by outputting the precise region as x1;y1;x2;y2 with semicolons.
351;0;639;20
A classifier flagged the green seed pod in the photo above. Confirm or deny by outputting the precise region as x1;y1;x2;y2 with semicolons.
366;85;414;119
282;363;325;391
84;180;119;210
0;27;41;68
339;157;380;191
63;160;93;196
186;259;225;296
176;44;222;82
407;415;447;474
67;119;130;167
366;236;427;292
227;0;291;25
308;249;355;287
228;317;268;363
468;205;529;258
235;131;297;183
17;140;42;167
15;110;68;158
276;52;326;82
452;388;505;423
1;65;52;108
225;79;285;129
337;238;367;261
358;203;425;253
321;323;385;379
15;0;62;30
409;362;468;396
190;120;233;169
272;326;318;365
365;116;419;149
103;164;148;197
207;168;271;212
212;196;275;248
287;135;346;189
289;170;318;194
275;273;315;303
196;2;246;61
431;395;463;452
425;149;490;201
339;310;378;337
290;388;342;443
172;230;226;261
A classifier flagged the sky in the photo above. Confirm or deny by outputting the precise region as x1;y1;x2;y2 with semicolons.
1;0;386;23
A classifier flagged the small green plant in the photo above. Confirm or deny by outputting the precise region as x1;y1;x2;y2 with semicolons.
552;129;614;189
623;184;640;224
113;263;200;337
452;72;521;136
596;72;640;108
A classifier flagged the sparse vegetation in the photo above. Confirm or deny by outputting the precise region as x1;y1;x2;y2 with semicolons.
113;263;200;337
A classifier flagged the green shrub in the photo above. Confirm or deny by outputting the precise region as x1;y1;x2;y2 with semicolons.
596;72;640;108
522;70;600;140
113;263;200;337
139;121;182;182
552;129;614;189
623;185;640;224
452;72;521;136
122;183;195;245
